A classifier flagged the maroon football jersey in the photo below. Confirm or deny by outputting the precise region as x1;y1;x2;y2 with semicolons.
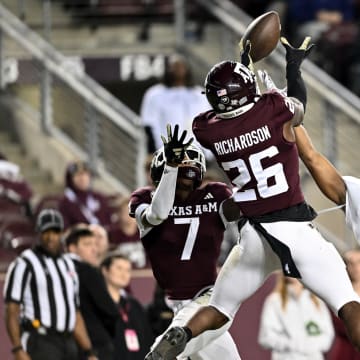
129;183;232;300
193;92;304;216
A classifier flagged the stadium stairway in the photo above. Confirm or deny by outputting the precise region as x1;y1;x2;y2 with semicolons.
0;129;62;208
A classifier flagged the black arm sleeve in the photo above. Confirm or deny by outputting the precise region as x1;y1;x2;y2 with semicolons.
286;64;307;112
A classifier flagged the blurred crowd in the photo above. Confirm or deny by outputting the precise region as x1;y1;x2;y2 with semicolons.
0;153;175;359
62;0;360;94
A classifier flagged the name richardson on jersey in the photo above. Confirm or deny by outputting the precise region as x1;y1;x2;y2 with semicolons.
214;125;271;155
169;202;218;216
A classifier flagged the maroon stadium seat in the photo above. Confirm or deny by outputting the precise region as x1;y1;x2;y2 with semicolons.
0;247;17;272
0;197;25;216
0;218;36;251
0;218;37;271
33;194;62;218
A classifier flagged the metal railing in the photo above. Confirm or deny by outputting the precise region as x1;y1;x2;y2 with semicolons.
0;2;146;193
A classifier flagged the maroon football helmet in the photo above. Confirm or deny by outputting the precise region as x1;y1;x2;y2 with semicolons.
204;61;259;117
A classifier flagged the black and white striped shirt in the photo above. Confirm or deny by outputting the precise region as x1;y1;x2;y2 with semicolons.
3;247;79;332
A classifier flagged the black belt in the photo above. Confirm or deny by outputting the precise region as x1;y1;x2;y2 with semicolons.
243;202;317;279
22;319;73;337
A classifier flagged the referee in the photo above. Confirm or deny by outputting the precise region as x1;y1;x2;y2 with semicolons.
3;209;98;360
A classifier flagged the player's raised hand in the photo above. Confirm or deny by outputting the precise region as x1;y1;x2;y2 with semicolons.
239;39;253;69
161;124;193;165
258;69;287;96
281;36;315;68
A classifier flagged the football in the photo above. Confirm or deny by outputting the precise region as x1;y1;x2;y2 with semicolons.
240;11;281;63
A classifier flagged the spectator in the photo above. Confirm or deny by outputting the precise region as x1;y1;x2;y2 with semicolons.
108;196;146;269
281;0;355;43
58;161;113;229
279;0;357;86
144;154;154;186
258;272;334;359
100;251;154;360
65;225;119;360
233;0;273;18
140;54;211;158
3;209;97;360
0;157;33;218
328;248;360;360
89;223;110;265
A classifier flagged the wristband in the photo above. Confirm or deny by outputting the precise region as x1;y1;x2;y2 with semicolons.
11;345;23;354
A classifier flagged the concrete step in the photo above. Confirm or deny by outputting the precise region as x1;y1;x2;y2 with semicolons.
0;129;61;203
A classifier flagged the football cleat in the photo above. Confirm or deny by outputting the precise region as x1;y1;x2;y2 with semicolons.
144;326;188;360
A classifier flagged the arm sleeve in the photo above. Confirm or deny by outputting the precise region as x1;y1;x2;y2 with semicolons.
286;63;307;111
344;176;360;244
144;165;178;226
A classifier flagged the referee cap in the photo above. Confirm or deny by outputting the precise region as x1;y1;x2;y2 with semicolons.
36;209;64;233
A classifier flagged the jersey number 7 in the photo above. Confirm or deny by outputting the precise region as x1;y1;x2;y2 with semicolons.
174;217;200;260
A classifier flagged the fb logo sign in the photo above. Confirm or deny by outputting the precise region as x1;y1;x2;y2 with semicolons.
120;54;165;81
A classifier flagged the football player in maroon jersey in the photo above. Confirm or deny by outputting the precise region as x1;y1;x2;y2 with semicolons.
258;66;360;240
130;124;241;359
145;38;360;360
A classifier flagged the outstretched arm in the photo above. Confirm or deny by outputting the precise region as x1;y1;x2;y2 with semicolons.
257;62;346;206
295;125;346;205
141;124;193;228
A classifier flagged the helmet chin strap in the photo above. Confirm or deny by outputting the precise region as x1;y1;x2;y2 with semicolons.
217;100;257;119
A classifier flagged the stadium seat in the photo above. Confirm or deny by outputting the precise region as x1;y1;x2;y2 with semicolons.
33;194;62;219
0;197;25;217
0;218;36;251
0;247;17;272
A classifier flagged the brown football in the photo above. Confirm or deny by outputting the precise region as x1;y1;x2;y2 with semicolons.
240;11;281;63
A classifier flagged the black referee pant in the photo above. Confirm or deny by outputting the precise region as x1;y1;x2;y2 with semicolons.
26;331;78;360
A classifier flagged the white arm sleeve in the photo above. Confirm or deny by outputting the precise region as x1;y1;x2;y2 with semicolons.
145;164;178;226
343;176;360;244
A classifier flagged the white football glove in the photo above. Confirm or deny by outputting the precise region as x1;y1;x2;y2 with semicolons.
257;69;287;97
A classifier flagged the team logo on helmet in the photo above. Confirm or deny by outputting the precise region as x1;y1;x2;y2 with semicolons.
220;96;230;104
